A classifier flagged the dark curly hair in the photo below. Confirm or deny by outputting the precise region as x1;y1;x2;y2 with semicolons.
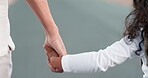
123;0;148;65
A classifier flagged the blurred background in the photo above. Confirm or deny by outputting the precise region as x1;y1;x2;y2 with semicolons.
8;0;143;78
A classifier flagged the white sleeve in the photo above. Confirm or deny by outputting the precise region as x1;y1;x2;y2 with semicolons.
62;38;138;73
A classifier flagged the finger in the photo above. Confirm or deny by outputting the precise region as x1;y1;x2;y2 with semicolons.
46;52;58;65
49;65;56;72
49;63;63;73
48;62;57;72
44;45;54;54
50;63;63;73
46;52;58;64
44;45;59;57
43;36;67;57
55;69;63;73
46;51;58;58
51;57;63;70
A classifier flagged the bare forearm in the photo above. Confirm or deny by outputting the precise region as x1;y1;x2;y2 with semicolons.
26;0;67;56
25;0;58;36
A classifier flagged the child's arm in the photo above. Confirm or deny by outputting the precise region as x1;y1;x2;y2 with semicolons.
50;37;138;73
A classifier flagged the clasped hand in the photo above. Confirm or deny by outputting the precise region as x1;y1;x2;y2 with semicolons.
43;35;67;73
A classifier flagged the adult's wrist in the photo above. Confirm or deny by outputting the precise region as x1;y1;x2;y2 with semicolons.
45;26;59;36
45;26;60;39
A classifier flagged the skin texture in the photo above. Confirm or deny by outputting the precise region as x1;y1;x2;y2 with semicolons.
44;45;63;72
25;0;66;72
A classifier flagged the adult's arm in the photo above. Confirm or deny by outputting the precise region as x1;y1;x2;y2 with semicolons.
25;0;67;56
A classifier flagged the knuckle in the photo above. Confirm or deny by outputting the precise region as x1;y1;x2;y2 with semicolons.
50;57;54;63
43;44;48;49
43;44;46;48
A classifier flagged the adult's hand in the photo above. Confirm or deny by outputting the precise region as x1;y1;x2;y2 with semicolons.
43;32;66;72
43;32;67;56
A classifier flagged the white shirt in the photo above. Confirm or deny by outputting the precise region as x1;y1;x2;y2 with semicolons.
0;0;15;56
62;32;148;78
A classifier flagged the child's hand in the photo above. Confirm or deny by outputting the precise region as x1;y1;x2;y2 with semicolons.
43;43;63;73
50;57;63;73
